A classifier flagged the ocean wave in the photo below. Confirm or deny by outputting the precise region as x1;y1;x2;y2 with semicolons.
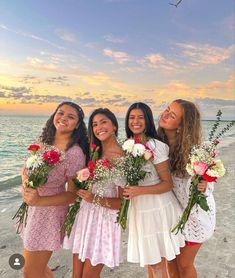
0;175;21;191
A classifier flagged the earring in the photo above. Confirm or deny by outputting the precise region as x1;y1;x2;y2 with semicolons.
176;128;180;134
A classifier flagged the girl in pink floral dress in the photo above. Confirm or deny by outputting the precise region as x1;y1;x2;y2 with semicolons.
20;102;89;278
63;108;125;278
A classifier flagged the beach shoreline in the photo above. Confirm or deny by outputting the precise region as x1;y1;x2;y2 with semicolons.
0;142;234;278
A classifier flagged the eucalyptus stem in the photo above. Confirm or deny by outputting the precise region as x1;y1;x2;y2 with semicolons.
208;110;222;141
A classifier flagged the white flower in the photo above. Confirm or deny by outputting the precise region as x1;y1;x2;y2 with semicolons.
207;159;226;177
186;163;194;176
26;155;43;170
122;139;135;153
215;159;226;176
132;143;146;157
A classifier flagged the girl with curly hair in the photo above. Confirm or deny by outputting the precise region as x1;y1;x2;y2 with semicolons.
155;99;216;278
21;101;89;278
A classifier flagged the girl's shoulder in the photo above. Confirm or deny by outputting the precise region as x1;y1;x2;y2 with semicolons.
147;138;169;151
66;144;85;158
147;138;169;164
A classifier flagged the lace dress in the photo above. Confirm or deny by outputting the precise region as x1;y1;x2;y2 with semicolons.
172;175;216;243
127;139;185;267
21;145;85;251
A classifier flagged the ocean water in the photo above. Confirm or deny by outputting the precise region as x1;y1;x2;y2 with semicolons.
0;115;234;205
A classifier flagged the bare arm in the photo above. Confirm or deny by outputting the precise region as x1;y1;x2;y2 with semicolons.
77;186;123;210
123;160;173;199
23;177;77;206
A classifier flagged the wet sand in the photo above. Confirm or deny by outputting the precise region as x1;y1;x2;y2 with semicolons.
1;143;234;278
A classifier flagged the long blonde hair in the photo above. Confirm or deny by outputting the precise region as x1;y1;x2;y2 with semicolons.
158;99;202;177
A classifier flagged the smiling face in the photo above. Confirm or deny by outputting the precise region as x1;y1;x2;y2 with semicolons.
128;108;146;137
158;101;184;131
92;113;117;142
53;104;79;134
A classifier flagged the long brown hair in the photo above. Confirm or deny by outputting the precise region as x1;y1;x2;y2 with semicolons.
39;101;90;163
158;99;202;177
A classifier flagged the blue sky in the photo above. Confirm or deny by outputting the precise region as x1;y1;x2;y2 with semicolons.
0;0;234;119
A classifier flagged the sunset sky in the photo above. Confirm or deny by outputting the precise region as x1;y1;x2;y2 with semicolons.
0;0;234;119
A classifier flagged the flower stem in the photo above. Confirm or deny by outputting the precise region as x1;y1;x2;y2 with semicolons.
171;176;199;234
116;199;130;230
12;202;28;234
60;200;81;237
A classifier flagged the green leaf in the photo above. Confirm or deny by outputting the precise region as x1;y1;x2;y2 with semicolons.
198;196;209;211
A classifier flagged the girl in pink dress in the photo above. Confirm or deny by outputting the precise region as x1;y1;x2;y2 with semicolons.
20;102;89;278
63;108;125;278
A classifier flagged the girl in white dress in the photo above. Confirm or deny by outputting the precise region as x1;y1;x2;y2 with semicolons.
157;99;216;278
123;102;185;278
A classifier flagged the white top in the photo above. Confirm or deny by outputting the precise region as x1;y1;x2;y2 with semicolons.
172;175;216;243
127;138;185;267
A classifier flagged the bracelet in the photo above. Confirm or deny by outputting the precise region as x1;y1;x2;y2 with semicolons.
104;197;110;208
92;195;100;207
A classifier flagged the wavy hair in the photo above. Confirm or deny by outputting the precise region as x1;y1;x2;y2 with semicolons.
39;101;90;163
125;102;161;140
157;99;202;177
88;108;118;159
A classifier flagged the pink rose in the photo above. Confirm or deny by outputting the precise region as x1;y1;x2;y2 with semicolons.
76;168;90;182
193;162;208;176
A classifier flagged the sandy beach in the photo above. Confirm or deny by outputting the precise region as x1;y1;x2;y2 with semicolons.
0;142;234;278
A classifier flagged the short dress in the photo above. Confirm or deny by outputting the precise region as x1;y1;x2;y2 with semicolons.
63;170;126;268
21;145;85;251
127;139;185;267
172;175;216;243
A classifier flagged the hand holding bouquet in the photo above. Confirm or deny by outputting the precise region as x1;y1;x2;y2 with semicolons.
13;144;64;233
116;137;153;230
61;144;99;237
172;110;234;234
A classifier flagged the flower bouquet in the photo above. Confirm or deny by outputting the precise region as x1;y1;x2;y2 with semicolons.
13;144;64;233
61;144;99;237
172;110;234;234
116;137;153;230
91;156;125;206
61;144;125;236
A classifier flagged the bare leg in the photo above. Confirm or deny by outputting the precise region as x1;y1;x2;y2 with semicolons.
82;258;104;278
147;265;154;278
167;258;180;278
176;244;202;278
23;249;53;278
149;258;168;278
45;266;54;278
73;254;84;278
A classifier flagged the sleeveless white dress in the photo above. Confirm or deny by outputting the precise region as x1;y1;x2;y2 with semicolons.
127;139;185;267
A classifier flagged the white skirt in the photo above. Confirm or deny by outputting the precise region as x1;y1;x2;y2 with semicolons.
127;191;185;267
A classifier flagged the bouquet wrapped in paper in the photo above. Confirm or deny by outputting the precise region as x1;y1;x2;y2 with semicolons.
172;110;234;234
13;144;64;233
116;137;153;230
